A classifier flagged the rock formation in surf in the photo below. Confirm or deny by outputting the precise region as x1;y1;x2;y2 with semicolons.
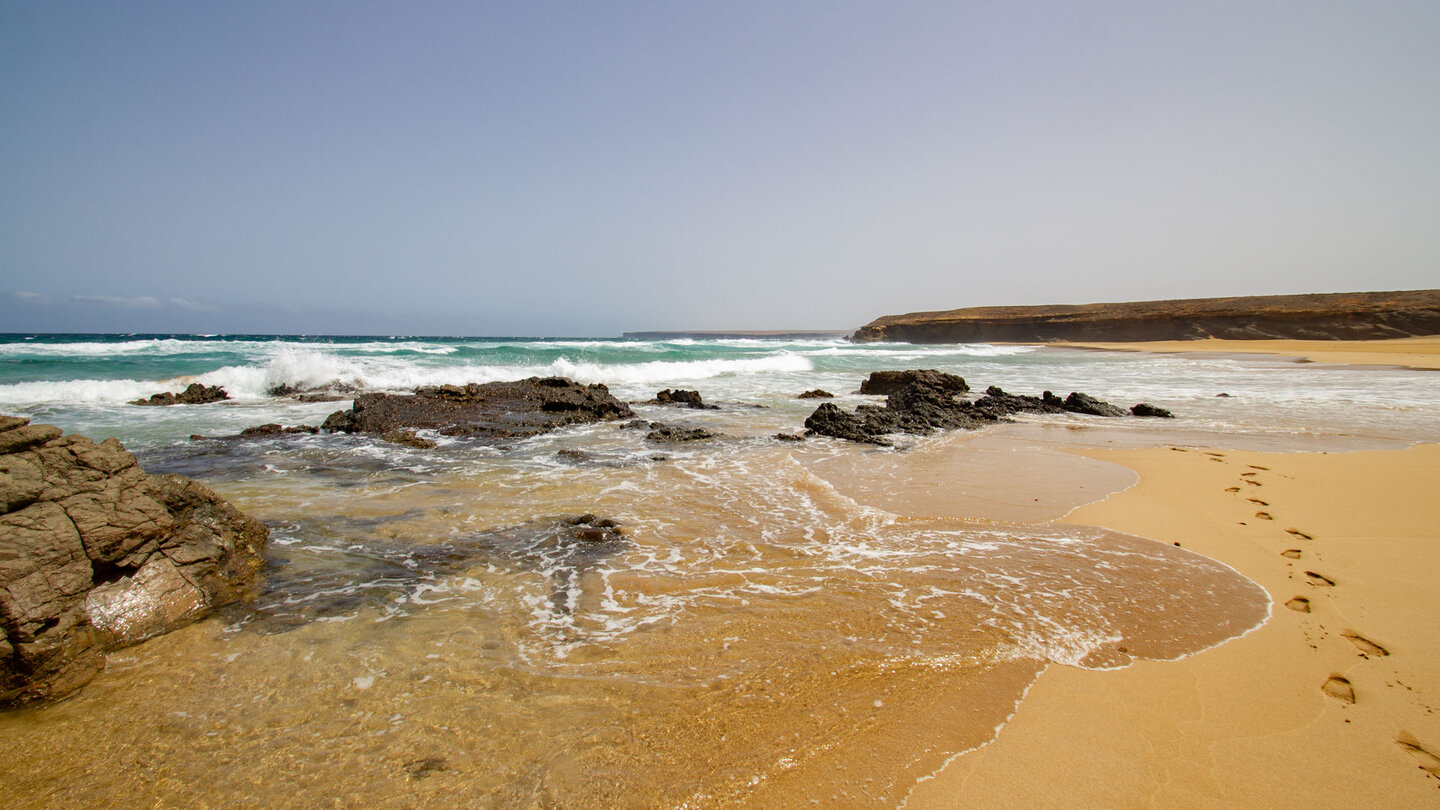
850;289;1440;344
129;383;230;406
321;377;635;440
804;372;1138;445
1;416;269;707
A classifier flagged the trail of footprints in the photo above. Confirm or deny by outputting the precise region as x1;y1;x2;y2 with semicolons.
1187;448;1440;786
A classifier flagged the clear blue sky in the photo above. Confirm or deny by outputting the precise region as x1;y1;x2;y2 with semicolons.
2;1;1437;336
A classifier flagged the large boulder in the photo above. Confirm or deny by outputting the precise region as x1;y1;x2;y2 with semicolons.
0;417;269;708
858;369;969;396
322;377;634;440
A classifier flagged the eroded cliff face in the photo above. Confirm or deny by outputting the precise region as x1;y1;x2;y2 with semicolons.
0;416;269;707
850;290;1440;344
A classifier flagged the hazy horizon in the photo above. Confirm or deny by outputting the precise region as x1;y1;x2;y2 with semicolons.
3;2;1437;336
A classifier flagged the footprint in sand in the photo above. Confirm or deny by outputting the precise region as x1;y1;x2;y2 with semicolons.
1225;486;1241;493
1248;498;1269;506
1248;465;1270;471
1281;549;1303;559
1342;631;1390;658
1323;675;1356;704
1306;571;1337;587
1396;733;1440;778
1285;596;1311;612
1243;480;1262;487
1286;528;1314;540
1255;511;1274;520
1241;471;1258;477
1204;452;1225;458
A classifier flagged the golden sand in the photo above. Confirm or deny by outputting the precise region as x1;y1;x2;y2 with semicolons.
908;442;1440;807
1058;335;1440;370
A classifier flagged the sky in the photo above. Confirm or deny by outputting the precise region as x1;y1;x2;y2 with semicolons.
1;1;1437;336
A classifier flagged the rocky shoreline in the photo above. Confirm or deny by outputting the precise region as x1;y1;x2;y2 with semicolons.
850;289;1440;344
2;367;1173;707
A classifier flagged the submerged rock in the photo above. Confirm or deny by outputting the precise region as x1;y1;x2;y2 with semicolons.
0;417;269;707
380;429;438;449
321;377;634;441
797;389;834;399
129;383;230;407
241;513;628;631
645;425;720;443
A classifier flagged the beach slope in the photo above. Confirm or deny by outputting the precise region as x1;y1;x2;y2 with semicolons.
908;443;1440;807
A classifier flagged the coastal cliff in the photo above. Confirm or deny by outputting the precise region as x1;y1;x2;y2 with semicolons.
850;290;1440;344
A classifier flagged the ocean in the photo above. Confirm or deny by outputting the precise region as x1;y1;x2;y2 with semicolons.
1;333;1436;806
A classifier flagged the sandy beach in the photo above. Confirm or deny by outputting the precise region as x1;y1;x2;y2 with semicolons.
1058;335;1440;370
909;441;1440;807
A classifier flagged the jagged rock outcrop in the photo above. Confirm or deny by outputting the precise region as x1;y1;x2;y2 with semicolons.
1;417;269;707
129;383;230;407
851;290;1440;344
321;377;634;440
806;373;993;446
805;374;1157;445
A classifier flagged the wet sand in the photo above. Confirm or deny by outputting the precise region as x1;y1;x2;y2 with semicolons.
1057;335;1440;370
908;442;1440;807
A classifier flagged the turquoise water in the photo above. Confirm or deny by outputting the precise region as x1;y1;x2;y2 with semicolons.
1;332;1436;453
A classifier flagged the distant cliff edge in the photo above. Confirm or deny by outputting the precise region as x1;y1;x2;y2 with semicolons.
850;290;1440;344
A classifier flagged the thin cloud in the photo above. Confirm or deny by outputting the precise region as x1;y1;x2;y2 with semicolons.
167;297;220;312
68;295;165;309
9;291;55;305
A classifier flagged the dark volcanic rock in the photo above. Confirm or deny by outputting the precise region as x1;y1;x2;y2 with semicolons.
0;417;269;708
805;372;993;445
851;289;1440;343
321;377;634;441
797;389;834;399
645;425;720;443
1130;403;1175;418
237;423;320;438
971;386;1066;418
649;389;718;410
805;372;1152;444
1061;392;1127;417
130;383;230;407
859;369;969;396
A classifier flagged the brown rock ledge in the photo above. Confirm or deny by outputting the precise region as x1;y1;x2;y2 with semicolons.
1;416;269;708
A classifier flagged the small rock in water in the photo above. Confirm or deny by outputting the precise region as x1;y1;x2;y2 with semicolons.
1130;403;1175;418
129;383;230;407
797;389;834;399
645;425;719;443
650;389;718;409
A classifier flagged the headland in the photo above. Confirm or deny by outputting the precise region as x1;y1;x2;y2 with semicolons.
851;289;1440;344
